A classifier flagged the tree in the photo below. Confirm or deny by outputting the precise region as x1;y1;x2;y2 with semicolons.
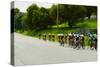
49;5;58;25
11;8;20;33
26;4;39;30
11;8;24;32
40;7;49;14
58;4;66;23
32;10;49;29
13;8;20;15
21;13;28;31
58;4;87;27
85;6;97;19
40;7;53;26
14;12;24;31
26;4;53;30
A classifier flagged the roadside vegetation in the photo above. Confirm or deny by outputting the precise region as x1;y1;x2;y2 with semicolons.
11;3;97;47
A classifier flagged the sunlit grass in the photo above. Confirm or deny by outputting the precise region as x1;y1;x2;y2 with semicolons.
76;19;97;29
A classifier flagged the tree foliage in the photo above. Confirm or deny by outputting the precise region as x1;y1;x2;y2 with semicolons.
85;6;97;19
58;4;87;27
49;5;58;25
13;4;97;32
12;8;24;32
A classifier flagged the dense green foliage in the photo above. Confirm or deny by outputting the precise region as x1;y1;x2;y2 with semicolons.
58;4;97;27
12;4;97;34
13;8;24;32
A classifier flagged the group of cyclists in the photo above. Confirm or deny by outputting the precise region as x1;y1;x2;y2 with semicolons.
68;32;97;50
38;32;97;50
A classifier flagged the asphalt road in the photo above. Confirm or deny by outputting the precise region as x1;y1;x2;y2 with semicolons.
14;33;97;66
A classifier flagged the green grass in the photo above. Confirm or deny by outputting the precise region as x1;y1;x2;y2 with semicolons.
51;22;68;28
76;19;97;29
51;19;97;29
32;19;97;36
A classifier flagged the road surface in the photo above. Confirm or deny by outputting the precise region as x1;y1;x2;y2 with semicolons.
14;33;97;66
